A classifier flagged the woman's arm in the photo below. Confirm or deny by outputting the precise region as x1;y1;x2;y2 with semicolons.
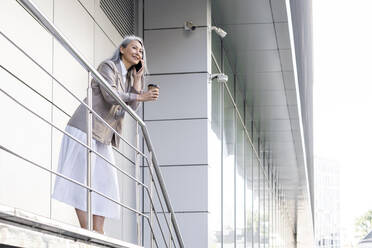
115;87;159;118
127;87;142;111
97;61;138;105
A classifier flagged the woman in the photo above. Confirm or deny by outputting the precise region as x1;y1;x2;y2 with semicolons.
53;35;158;234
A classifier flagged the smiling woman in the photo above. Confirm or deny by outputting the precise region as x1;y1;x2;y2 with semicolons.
52;35;159;234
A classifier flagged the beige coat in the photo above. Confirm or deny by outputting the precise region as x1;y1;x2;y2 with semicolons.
68;60;141;148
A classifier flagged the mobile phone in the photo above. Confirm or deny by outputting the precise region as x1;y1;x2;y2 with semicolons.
134;61;142;72
148;84;159;89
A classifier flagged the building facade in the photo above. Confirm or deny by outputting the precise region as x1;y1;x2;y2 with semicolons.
0;0;314;247
315;158;341;248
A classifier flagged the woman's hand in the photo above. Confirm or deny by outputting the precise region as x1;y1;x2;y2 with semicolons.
133;59;145;81
138;88;159;102
133;60;145;92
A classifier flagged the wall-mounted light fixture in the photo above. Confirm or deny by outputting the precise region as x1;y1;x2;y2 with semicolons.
210;73;228;83
184;21;196;31
210;26;227;38
184;22;227;39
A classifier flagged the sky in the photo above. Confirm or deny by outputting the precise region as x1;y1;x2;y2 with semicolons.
313;0;372;245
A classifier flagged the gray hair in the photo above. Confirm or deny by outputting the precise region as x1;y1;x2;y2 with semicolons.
110;35;147;88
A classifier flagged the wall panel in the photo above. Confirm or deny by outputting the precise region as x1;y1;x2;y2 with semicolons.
144;73;208;120
145;119;208;166
144;28;208;74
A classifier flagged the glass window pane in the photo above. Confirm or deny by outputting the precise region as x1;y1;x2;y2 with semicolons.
211;59;221;136
235;81;244;120
260;168;265;248
253;158;260;248
223;53;234;96
223;85;235;247
245;136;253;248
236;116;245;247
252;124;259;153
264;178;269;248
244;101;254;144
212;31;222;70
209;69;222;248
269;178;273;248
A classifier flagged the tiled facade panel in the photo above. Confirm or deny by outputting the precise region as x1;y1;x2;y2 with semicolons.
54;0;94;64
144;212;208;248
226;23;277;50
144;28;208;74
175;212;208;248
0;151;51;217
0;1;53;73
143;165;208;212
94;24;116;67
144;0;209;29
145;119;208;166
0;0;53;218
0;71;51;218
52;42;89;116
92;0;123;45
79;0;94;16
143;1;210;246
144;73;209;120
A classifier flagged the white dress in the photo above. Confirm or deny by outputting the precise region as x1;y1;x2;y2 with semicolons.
52;125;120;219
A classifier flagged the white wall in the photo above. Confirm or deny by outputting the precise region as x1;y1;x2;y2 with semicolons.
0;0;139;244
143;0;211;247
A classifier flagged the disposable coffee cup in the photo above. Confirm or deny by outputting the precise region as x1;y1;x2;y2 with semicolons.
148;83;159;91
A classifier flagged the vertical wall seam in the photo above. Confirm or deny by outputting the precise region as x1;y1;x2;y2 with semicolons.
49;0;55;221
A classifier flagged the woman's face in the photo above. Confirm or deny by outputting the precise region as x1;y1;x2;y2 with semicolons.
120;40;143;66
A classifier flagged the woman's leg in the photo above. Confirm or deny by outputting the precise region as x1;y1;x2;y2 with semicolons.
93;215;105;234
75;209;105;234
75;208;87;229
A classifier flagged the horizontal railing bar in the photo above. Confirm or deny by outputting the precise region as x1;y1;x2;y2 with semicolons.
0;65;69;118
0;144;145;218
0;64;178;246
0;85;178;246
0;87;146;188
0;143;164;248
112;146;135;165
15;0;144;127
143;186;169;248
141;127;184;247
15;1;185;246
1;48;136;168
0;142;178;248
142;162;177;248
144;157;177;247
0;31;146;158
0;143;173;248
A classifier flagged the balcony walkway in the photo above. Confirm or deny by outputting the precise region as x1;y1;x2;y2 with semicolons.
0;205;142;248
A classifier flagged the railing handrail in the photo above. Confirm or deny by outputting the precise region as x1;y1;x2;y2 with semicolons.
15;0;185;247
0;32;175;248
0;76;170;247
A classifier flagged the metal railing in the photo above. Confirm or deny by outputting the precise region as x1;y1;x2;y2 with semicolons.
0;0;185;247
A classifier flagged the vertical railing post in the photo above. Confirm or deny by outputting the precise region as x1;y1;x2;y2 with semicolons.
168;213;172;248
86;72;93;230
149;152;154;248
135;122;141;245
